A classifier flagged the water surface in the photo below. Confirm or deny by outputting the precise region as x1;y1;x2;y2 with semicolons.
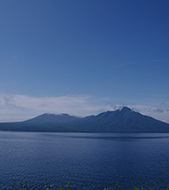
0;132;169;189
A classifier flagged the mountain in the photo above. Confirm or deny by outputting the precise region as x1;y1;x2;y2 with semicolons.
0;107;169;132
25;113;80;125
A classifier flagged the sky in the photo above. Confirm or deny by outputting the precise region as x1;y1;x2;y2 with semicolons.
0;0;169;122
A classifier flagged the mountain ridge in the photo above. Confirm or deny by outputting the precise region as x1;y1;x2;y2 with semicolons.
0;107;169;132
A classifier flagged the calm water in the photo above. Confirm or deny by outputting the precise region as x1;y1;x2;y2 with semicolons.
1;132;169;189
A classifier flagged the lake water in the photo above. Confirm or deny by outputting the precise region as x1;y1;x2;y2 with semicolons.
1;132;169;189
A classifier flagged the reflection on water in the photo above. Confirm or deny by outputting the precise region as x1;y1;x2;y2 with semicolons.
0;132;169;189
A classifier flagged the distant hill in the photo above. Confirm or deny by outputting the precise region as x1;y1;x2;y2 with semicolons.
0;107;169;132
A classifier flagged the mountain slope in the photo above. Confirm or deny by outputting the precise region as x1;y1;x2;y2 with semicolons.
78;107;169;132
24;113;80;125
0;107;169;132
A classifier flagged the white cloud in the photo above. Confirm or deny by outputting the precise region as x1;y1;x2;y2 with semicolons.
128;104;169;123
0;94;169;123
0;94;110;122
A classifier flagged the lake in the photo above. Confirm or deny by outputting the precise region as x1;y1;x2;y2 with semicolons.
0;132;169;189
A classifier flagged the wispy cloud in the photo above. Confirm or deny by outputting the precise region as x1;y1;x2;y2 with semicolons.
125;104;169;123
0;94;110;122
0;94;169;123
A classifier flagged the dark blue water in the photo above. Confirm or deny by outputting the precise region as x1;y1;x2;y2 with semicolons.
1;132;169;189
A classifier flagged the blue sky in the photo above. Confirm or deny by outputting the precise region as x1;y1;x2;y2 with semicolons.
0;0;169;121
